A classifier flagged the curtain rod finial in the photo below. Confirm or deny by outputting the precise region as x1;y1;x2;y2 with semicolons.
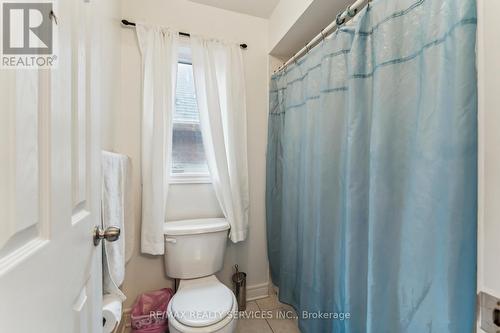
121;19;136;26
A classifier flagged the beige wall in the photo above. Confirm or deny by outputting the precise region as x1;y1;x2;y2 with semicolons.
116;0;271;309
268;0;314;52
268;0;352;58
99;0;122;152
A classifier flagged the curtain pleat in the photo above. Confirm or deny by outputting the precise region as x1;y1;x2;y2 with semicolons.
191;37;250;242
137;24;178;255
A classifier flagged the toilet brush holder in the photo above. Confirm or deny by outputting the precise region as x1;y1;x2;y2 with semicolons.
232;265;247;311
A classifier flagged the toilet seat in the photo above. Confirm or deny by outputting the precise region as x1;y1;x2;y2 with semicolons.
167;275;238;333
171;277;234;327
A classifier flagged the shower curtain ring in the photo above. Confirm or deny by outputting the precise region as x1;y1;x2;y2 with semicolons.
346;5;358;18
336;12;346;26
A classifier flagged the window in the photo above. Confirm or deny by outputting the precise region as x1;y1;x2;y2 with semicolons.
171;62;210;183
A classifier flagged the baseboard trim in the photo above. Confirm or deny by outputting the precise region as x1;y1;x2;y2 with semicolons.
246;282;270;301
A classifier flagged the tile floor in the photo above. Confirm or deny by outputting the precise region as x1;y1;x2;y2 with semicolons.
120;293;301;333
236;294;301;333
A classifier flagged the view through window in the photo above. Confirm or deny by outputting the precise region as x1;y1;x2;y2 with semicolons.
172;63;210;178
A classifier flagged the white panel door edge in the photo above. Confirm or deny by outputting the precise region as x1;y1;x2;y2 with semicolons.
0;0;104;332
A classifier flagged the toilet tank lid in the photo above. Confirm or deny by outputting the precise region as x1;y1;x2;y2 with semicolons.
164;218;230;236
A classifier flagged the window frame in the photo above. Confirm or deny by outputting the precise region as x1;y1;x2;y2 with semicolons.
169;172;212;184
169;45;211;185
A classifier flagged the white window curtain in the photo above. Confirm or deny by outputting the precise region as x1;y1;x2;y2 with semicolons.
136;24;178;255
190;37;249;242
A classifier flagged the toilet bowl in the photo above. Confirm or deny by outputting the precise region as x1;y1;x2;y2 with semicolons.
163;218;237;333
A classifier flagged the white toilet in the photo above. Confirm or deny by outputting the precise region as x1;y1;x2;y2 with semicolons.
164;218;238;333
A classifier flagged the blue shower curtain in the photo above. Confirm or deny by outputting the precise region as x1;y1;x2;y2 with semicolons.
266;0;477;332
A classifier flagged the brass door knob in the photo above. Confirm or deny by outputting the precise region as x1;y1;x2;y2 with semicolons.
93;226;121;246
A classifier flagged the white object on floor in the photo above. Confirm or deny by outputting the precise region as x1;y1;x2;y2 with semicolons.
102;150;129;300
102;294;123;333
163;218;238;332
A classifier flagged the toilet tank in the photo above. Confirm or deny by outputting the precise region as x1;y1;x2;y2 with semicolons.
163;218;230;279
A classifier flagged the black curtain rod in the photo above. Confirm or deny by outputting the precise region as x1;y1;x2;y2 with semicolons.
121;19;248;49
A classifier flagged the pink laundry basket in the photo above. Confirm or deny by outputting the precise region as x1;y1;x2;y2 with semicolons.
131;288;174;333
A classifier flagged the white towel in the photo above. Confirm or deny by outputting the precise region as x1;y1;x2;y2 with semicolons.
102;151;131;301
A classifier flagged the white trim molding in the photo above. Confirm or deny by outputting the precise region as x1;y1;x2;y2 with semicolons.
246;282;270;301
169;173;212;184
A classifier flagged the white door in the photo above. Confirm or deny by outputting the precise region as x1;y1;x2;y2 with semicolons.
0;0;105;332
477;0;500;332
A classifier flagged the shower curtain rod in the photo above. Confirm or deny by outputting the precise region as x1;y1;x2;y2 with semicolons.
121;19;248;49
275;0;368;74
